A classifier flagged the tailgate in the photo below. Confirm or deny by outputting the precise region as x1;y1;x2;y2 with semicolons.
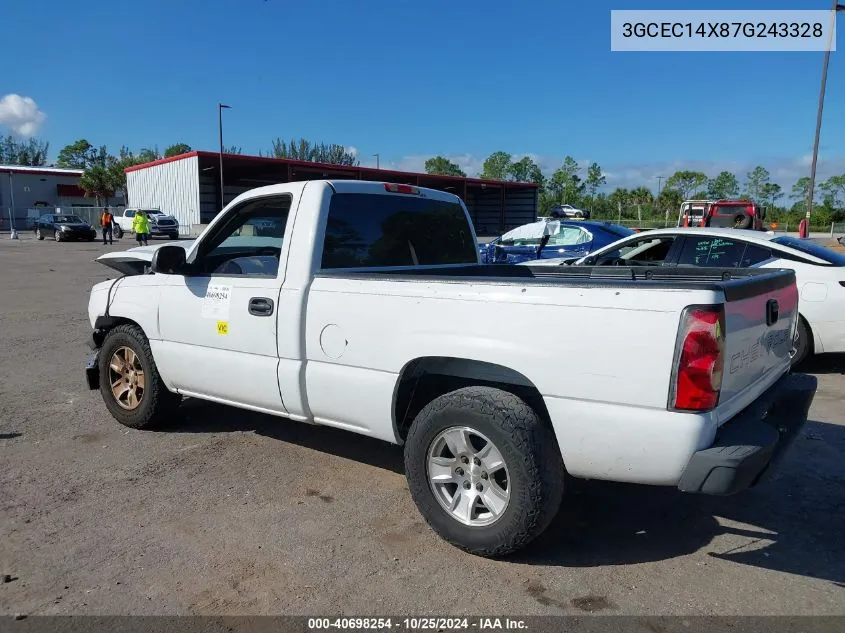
718;271;798;417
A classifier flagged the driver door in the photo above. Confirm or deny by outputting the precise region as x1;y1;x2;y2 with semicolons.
154;194;292;414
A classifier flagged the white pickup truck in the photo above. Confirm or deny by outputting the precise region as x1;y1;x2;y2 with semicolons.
85;180;816;556
113;207;181;240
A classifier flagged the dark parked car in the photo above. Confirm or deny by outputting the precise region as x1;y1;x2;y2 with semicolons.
479;219;635;264
34;214;98;242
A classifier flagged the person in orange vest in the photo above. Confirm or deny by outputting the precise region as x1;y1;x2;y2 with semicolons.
100;207;115;245
798;216;809;239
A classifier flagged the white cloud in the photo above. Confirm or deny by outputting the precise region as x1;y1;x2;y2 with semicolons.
0;94;46;137
346;145;358;157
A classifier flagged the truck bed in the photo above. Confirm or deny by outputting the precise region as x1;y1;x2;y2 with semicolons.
317;264;795;299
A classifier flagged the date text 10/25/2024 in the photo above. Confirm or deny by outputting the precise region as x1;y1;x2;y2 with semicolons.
308;618;528;631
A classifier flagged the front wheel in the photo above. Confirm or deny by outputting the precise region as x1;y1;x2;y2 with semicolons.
404;386;564;557
98;324;181;429
54;230;62;242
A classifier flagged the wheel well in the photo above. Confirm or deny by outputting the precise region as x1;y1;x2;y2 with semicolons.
798;313;815;354
392;357;552;444
92;316;142;348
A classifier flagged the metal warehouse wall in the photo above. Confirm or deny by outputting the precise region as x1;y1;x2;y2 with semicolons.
198;174;256;224
466;187;537;237
126;156;200;234
0;171;90;228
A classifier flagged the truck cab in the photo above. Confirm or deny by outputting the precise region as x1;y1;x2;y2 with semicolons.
679;199;766;231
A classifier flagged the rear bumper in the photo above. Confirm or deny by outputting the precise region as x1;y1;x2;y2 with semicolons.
677;372;817;495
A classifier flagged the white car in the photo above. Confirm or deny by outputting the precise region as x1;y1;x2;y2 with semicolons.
113;208;180;240
83;181;815;556
522;227;845;364
549;203;590;219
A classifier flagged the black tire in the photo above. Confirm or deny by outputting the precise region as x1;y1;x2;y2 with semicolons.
575;212;584;219
54;230;62;242
114;226;124;239
791;316;812;367
98;324;181;429
404;386;564;557
168;233;179;241
36;228;44;240
734;214;753;229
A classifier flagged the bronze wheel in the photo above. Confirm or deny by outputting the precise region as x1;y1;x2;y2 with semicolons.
108;346;145;410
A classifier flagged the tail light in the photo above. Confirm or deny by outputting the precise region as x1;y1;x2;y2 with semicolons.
384;183;420;195
670;306;725;411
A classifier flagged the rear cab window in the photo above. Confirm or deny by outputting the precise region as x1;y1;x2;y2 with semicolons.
320;193;477;269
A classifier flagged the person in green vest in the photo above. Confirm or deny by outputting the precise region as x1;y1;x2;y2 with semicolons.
132;210;150;246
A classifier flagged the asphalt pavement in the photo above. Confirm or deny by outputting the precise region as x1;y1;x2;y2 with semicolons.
0;234;843;617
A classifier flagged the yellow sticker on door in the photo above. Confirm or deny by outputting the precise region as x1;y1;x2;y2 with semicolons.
216;321;229;335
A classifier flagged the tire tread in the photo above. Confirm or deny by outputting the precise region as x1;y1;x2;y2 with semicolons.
404;386;563;557
99;324;180;429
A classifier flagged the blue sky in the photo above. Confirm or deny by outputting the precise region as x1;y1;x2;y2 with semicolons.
1;0;842;190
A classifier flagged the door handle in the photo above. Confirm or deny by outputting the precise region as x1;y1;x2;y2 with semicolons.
248;297;274;317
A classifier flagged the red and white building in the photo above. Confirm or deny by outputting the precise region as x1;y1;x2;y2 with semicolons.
125;151;538;237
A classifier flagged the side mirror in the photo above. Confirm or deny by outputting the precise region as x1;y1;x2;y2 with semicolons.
150;245;186;274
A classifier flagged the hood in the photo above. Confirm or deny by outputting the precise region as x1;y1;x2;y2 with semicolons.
58;222;92;229
148;213;177;222
95;240;194;276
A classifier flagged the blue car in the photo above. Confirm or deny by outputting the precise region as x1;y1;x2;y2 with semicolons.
479;220;634;264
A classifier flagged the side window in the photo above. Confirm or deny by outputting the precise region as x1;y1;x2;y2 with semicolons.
321;193;476;269
741;244;773;266
125;209;135;218
195;195;291;277
677;236;746;267
548;227;587;246
600;236;676;263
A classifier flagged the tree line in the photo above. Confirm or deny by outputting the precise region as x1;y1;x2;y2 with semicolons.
424;153;845;229
4;135;843;227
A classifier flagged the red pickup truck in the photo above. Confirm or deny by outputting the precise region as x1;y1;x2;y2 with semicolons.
679;199;766;231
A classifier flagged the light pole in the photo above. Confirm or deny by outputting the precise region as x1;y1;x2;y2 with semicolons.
806;1;844;223
656;175;665;226
218;103;231;209
373;153;380;170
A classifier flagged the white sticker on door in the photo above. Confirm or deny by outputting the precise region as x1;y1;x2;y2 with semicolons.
201;284;232;320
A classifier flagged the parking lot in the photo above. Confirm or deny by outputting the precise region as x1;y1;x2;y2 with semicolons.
0;233;843;617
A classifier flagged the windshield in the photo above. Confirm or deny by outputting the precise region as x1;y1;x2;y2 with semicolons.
772;236;845;266
53;215;84;223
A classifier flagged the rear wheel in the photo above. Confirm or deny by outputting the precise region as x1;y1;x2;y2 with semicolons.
98;324;181;429
791;317;812;366
404;386;564;557
36;228;44;240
